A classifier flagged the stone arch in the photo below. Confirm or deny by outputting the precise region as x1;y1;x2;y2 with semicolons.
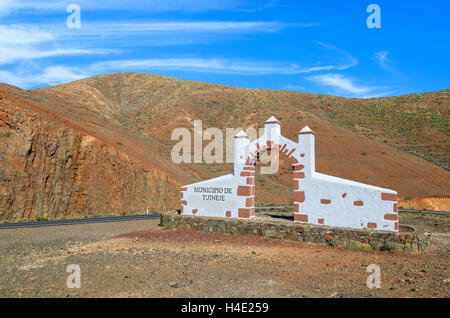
180;116;399;232
236;136;306;220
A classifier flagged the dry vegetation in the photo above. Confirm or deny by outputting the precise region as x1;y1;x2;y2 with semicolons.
0;73;448;220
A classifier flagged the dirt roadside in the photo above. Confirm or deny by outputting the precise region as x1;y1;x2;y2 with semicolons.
0;215;448;298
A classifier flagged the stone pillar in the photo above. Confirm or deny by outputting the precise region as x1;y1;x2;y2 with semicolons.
233;130;250;175
264;116;281;144
297;126;316;177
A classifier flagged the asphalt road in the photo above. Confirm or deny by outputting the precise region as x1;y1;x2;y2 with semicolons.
0;206;447;230
0;214;162;229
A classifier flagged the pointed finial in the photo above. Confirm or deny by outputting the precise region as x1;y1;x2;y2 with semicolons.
234;130;249;139
265;116;281;124
298;125;316;135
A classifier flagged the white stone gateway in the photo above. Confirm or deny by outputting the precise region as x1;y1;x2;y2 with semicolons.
180;117;399;232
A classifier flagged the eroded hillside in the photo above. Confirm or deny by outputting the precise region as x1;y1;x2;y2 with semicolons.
0;73;448;220
0;85;178;221
36;73;449;204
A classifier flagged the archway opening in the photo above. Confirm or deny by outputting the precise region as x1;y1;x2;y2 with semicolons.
253;147;295;221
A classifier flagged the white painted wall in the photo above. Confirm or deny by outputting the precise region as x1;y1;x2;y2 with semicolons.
180;117;398;232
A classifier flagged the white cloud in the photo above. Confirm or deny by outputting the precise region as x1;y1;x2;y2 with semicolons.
315;41;358;70
306;73;387;98
0;24;54;44
86;21;311;33
0;46;98;65
0;0;266;13
0;24;110;65
0;0;16;17
0;70;23;87
0;66;89;88
37;66;89;86
372;50;390;69
90;53;355;75
280;84;306;91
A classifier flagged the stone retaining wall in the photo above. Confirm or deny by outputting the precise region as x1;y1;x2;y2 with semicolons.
160;213;432;253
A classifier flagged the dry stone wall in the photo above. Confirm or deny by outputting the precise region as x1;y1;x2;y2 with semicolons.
161;213;432;253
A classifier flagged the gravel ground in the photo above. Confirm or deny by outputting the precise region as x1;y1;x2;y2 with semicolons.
0;215;449;298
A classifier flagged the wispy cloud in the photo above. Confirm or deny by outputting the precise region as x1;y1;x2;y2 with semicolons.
0;39;359;88
372;50;390;69
53;20;317;46
37;66;89;86
306;73;389;98
0;20;317;62
0;0;271;14
0;65;89;88
280;84;306;91
315;41;358;70
84;21;315;33
0;25;111;65
87;41;355;75
90;56;353;75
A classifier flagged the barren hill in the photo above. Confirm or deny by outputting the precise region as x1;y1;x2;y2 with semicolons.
0;72;449;220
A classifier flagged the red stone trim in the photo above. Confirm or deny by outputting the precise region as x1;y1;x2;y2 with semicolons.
234;135;249;139
287;148;296;157
240;171;253;177
381;193;397;201
320;199;331;204
226;211;231;217
367;222;377;229
318;218;324;224
300;153;305;157
342;193;347;198
353;200;364;206
237;186;252;196
245;197;254;207
297;130;316;135
243;166;255;171
384;214;398;221
265;120;281;124
290;156;299;164
181;200;187;206
181;187;187;191
192;209;198;215
294;214;308;222
238;208;251;218
293;171;305;179
294;191;305;202
395;222;398;231
294;203;299;213
280;144;287;152
393;203;398;213
293;164;304;171
293;179;299;190
246;177;254;185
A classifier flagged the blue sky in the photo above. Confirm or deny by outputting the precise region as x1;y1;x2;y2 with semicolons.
0;0;448;97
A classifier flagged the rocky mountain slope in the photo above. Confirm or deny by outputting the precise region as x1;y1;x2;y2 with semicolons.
0;73;449;220
0;84;180;220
